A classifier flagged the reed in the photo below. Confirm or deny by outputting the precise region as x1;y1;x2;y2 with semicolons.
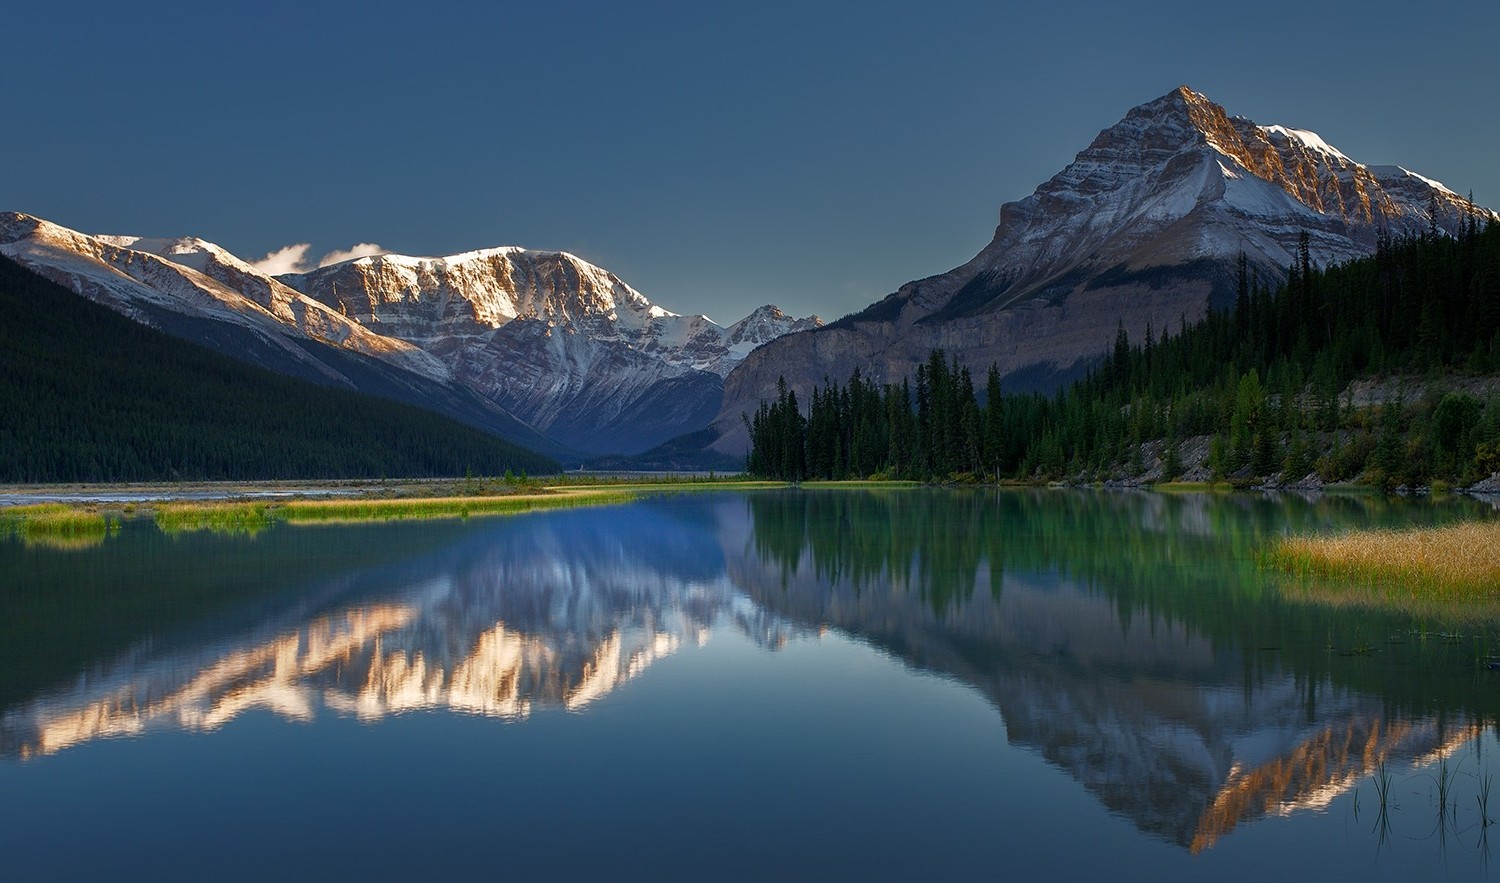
1437;757;1456;824
1373;761;1393;810
1268;520;1500;602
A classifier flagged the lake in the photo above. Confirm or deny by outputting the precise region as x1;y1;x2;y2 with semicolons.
3;488;1499;881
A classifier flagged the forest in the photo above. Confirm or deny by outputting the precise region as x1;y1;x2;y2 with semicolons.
746;216;1500;488
0;256;557;481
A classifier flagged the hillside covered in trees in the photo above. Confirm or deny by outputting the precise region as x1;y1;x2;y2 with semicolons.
747;219;1500;489
0;256;558;481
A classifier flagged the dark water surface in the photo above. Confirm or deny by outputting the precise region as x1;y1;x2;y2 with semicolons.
3;489;1499;881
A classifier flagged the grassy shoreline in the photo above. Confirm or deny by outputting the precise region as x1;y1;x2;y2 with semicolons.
0;480;792;538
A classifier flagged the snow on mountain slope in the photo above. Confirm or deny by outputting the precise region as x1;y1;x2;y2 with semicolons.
284;250;820;453
92;232;450;381
712;86;1496;454
720;305;823;369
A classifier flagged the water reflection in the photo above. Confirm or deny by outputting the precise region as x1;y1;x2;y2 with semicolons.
1;502;807;761
730;489;1497;850
2;489;1496;856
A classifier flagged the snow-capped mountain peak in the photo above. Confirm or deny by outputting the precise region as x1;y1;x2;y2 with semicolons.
279;247;819;452
961;84;1491;302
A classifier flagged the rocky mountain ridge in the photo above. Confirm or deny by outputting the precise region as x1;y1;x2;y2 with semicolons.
712;86;1496;454
284;249;820;452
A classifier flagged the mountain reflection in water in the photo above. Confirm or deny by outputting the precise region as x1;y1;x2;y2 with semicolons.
0;500;799;760
1;489;1494;854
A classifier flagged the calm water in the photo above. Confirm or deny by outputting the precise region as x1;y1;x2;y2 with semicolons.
3;489;1500;881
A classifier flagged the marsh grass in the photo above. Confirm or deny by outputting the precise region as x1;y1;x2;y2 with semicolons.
278;489;643;524
799;480;924;489
0;503;117;548
148;488;653;529
1153;481;1238;493
1267;520;1500;614
1438;758;1457;825
154;502;277;536
4;480;771;539
1373;761;1393;810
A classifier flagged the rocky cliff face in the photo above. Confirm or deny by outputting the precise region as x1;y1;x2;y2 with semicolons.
713;86;1495;454
284;250;820;454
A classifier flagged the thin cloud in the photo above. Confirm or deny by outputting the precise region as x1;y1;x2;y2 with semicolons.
250;243;312;275
317;243;387;267
248;241;390;275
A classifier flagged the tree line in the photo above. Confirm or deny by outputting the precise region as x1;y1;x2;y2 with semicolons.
747;216;1500;487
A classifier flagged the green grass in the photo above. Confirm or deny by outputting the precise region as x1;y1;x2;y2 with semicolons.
154;502;278;535
0;503;117;549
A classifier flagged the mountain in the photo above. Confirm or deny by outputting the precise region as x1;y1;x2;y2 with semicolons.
284;251;819;454
0;212;563;458
712;86;1497;454
2;211;818;458
0;254;558;481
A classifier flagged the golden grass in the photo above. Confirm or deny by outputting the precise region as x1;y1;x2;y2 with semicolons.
1153;481;1237;493
549;480;786;493
151;488;658;530
798;480;924;489
1269;520;1500;604
279;489;642;524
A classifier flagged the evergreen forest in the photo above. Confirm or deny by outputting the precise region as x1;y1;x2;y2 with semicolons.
746;219;1500;488
0;256;558;481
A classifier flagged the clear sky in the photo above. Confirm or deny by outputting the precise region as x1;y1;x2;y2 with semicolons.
7;0;1497;324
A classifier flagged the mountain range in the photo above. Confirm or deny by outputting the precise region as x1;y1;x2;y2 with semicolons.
0;213;818;460
4;85;1493;466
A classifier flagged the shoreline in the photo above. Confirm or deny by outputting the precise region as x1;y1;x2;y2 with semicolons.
4;476;1499;507
0;475;777;507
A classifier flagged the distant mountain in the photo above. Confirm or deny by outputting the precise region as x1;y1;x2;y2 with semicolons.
284;251;819;453
0;255;558;481
712;86;1497;454
0;212;563;458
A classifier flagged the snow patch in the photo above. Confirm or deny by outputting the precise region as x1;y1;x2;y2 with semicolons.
1368;165;1459;196
1260;125;1352;163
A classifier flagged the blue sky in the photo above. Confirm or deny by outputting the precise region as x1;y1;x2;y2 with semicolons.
7;0;1497;323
